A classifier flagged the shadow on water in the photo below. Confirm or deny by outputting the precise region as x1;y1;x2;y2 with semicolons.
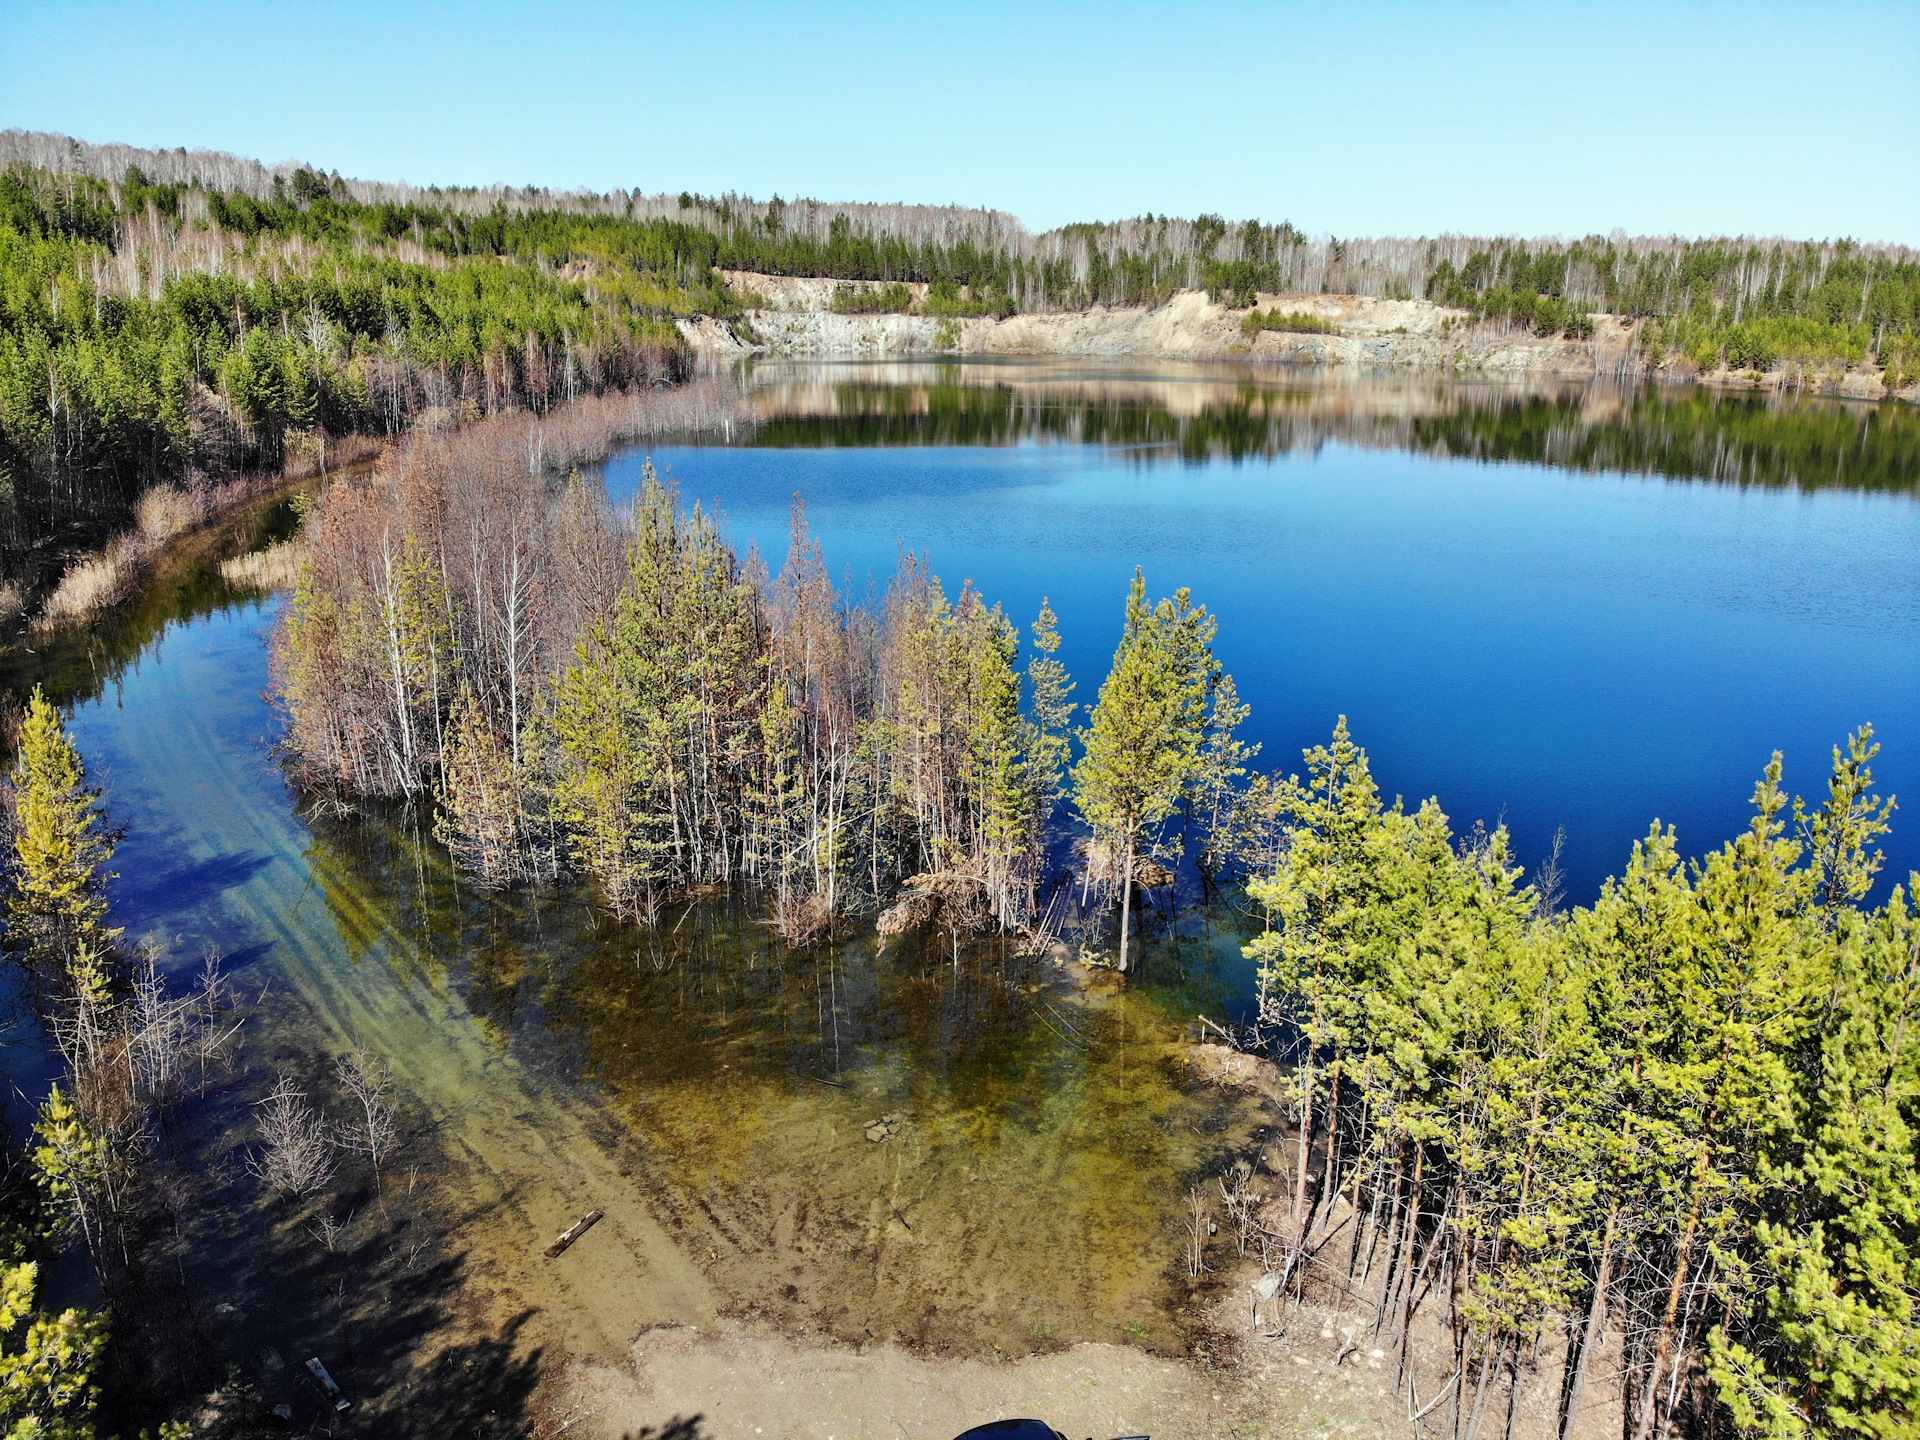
735;359;1920;493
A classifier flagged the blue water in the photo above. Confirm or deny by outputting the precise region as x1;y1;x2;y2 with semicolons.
608;430;1920;903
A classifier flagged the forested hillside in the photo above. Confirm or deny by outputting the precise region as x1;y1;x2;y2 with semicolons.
0;158;702;590
3;128;1917;605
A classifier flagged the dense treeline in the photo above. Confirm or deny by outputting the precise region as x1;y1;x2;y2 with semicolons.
0;163;697;589
12;132;1916;358
6;129;1918;590
1231;721;1919;1440
1425;238;1920;373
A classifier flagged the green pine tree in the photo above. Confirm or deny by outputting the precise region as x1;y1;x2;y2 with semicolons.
1072;570;1217;973
5;690;120;994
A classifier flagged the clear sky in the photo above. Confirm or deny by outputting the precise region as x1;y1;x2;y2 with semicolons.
4;0;1916;242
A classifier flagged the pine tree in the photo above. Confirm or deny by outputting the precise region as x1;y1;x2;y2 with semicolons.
0;1249;107;1440
1020;598;1076;906
1072;570;1218;973
4;689;120;994
1707;732;1917;1439
435;688;527;886
1243;718;1394;1249
1710;887;1920;1439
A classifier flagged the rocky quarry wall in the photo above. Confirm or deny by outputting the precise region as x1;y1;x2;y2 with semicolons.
680;274;1917;399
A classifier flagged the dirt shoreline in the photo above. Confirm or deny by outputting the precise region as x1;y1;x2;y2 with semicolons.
686;272;1920;404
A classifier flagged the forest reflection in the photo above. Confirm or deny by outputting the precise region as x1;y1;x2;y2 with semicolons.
740;360;1920;494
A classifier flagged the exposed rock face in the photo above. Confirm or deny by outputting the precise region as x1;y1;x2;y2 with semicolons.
687;273;1641;378
719;270;931;311
681;274;1919;397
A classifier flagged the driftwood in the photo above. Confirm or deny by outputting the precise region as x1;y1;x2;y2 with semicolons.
304;1357;350;1412
544;1209;604;1258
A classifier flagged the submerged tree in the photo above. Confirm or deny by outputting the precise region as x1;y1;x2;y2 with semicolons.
283;461;1079;944
1072;570;1228;973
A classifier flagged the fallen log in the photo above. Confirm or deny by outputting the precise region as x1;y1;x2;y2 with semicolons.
304;1357;350;1412
545;1209;604;1258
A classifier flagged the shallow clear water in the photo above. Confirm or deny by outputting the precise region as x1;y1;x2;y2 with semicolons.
45;566;1261;1363
613;361;1920;900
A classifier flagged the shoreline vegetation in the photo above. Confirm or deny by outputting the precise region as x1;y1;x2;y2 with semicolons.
3;128;1916;627
8;455;1915;1437
266;402;1920;1435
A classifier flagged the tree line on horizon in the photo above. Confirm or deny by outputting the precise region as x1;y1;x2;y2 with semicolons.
2;130;1917;613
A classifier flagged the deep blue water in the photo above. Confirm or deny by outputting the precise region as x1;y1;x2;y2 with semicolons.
607;419;1920;904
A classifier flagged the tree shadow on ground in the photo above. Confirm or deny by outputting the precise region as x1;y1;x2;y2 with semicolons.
92;1036;549;1438
624;1420;707;1440
357;1308;544;1439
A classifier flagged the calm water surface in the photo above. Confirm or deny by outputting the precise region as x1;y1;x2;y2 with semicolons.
9;361;1917;1378
616;361;1920;899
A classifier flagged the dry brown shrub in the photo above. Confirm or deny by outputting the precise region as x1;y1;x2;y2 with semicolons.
39;544;138;625
876;890;939;936
221;540;306;592
136;484;203;542
773;893;834;949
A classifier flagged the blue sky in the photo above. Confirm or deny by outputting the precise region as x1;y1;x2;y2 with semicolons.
5;0;1916;241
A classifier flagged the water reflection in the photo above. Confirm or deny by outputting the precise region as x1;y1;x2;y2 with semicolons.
737;359;1920;493
0;485;305;716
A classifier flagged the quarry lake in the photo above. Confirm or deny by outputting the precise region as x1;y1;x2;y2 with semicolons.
14;358;1918;1403
621;358;1920;902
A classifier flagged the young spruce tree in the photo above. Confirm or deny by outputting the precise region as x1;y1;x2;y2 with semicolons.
5;689;121;994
